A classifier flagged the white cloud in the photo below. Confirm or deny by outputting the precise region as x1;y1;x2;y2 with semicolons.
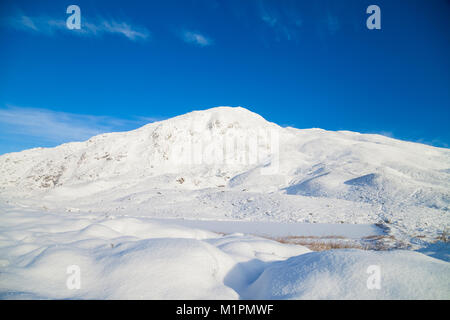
261;14;277;27
18;15;38;31
257;2;302;42
99;20;149;41
6;14;150;41
181;30;213;47
0;106;161;145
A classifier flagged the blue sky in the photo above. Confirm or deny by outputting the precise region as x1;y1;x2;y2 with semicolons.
0;0;449;154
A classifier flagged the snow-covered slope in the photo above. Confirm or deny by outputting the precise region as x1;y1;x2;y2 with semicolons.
1;106;448;206
0;106;448;241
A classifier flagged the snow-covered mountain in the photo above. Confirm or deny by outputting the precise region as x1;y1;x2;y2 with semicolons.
1;106;449;211
1;106;449;299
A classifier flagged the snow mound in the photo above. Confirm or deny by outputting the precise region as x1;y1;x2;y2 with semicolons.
1;206;448;300
0;206;308;299
244;249;450;300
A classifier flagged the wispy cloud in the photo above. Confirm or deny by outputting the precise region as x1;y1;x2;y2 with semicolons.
5;13;150;41
0;106;162;146
261;12;277;28
257;1;302;42
180;30;213;47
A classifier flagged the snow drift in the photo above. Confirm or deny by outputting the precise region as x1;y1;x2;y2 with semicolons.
0;205;448;299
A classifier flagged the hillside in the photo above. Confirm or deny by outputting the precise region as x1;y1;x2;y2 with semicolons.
0;107;448;242
1;106;449;299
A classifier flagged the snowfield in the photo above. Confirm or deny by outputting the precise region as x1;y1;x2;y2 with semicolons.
0;106;449;299
0;204;449;299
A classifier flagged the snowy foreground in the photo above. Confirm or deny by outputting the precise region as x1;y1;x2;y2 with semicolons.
0;107;449;299
0;204;449;299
